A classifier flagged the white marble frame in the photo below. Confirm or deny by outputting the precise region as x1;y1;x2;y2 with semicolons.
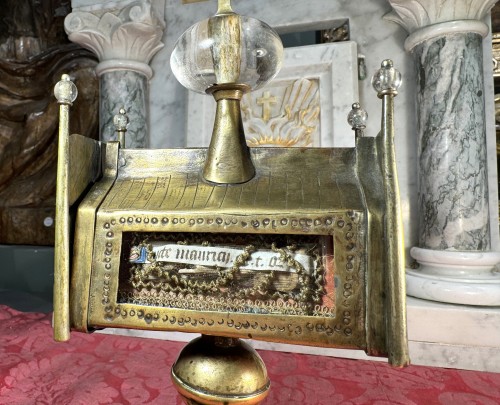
186;41;359;148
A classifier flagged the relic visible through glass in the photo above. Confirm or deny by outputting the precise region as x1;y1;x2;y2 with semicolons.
118;232;335;317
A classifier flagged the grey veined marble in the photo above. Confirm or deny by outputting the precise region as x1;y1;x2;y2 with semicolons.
415;32;490;251
100;70;148;148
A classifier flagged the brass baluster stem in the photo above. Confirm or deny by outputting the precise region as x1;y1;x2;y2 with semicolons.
203;84;255;184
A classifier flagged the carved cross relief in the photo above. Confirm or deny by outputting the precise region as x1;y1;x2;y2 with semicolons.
242;78;320;147
257;91;278;122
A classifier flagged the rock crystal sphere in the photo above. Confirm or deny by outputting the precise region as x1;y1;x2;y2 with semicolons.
170;13;283;94
371;59;402;93
347;103;368;129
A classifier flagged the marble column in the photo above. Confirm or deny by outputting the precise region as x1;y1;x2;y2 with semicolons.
64;1;165;147
386;0;500;306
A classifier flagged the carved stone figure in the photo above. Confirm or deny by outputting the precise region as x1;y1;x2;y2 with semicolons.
0;0;99;245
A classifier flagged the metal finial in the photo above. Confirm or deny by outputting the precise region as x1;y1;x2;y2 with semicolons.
348;102;368;138
372;59;402;98
54;74;78;105
217;0;234;14
113;107;129;148
114;107;129;131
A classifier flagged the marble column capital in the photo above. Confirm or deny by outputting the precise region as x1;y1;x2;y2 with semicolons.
385;0;498;51
65;0;165;78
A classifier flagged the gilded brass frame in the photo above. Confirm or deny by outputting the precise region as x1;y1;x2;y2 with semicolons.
54;69;409;367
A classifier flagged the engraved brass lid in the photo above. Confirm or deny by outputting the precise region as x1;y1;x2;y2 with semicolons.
99;147;365;215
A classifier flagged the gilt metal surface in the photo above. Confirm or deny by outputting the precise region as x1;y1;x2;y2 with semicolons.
68;134;101;205
53;75;77;342
377;82;408;366
171;335;269;405
70;141;118;332
203;84;254;184
54;62;409;368
60;113;408;365
81;147;367;350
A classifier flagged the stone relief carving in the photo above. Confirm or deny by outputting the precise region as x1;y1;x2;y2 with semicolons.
242;78;320;147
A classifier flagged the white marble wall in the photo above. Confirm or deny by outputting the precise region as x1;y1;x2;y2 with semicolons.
483;27;500;251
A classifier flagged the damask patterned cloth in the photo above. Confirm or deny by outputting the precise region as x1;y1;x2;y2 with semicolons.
0;305;499;405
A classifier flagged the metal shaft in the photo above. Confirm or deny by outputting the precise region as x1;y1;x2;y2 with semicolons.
380;91;409;366
54;102;71;342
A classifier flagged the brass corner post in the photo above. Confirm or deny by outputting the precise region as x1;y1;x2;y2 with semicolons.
53;74;78;342
203;83;255;184
375;60;410;366
114;107;129;148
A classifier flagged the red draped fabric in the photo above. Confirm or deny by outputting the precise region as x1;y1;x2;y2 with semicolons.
1;305;499;404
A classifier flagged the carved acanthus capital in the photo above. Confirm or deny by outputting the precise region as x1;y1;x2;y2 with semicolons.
385;0;498;50
385;0;497;33
65;0;165;78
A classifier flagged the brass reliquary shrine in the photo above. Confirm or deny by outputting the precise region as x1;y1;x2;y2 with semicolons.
53;1;409;403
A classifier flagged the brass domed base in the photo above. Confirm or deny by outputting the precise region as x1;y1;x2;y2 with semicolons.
171;335;270;405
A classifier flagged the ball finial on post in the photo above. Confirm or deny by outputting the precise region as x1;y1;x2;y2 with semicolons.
54;74;78;105
348;102;368;138
372;59;402;98
114;107;129;148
